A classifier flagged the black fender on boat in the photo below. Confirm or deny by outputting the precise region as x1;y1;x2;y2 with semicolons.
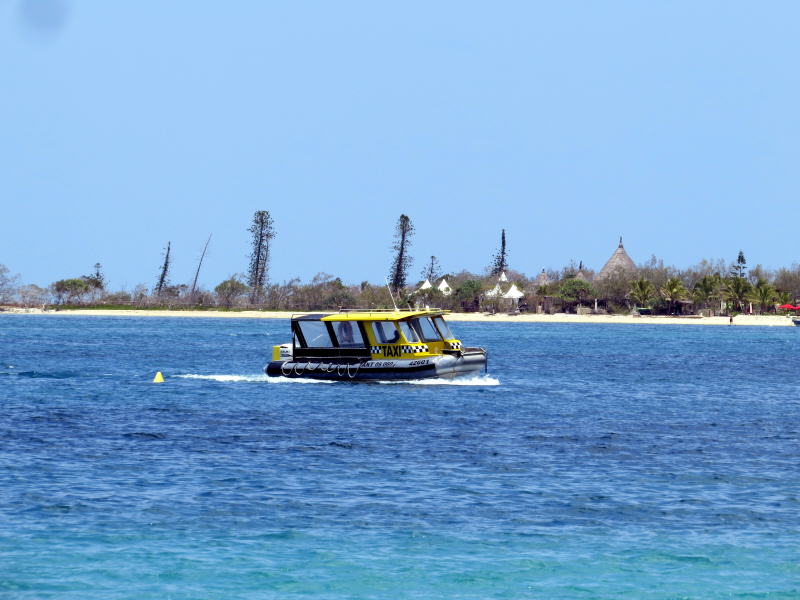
264;349;486;381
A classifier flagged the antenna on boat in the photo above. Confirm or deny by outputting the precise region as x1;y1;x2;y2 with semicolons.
385;277;399;311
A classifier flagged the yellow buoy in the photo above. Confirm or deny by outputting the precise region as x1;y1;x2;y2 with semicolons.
153;371;165;383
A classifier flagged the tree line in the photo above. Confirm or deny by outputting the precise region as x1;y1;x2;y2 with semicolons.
533;251;800;316
2;212;800;315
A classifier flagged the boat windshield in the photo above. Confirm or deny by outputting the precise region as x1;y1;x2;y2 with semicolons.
297;320;334;348
432;316;454;339
412;317;442;342
397;321;420;343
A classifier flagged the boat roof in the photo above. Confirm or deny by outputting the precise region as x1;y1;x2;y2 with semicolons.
292;309;450;322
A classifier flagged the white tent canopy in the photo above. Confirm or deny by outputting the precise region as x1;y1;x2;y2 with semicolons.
437;278;452;296
498;271;508;282
418;279;432;291
484;283;502;298
502;283;524;299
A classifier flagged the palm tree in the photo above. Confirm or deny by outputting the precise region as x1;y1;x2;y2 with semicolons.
692;275;718;312
776;290;792;307
749;279;776;314
629;278;656;308
723;276;751;313
660;277;687;314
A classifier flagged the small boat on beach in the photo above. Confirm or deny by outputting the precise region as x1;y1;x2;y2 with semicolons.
265;309;487;381
792;317;800;327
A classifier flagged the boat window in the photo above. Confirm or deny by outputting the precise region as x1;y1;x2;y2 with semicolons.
397;321;420;343
412;317;442;342
432;316;454;339
331;321;366;348
371;321;400;344
297;320;334;348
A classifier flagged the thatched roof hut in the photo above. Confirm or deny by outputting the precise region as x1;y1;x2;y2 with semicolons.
597;237;637;280
534;269;550;288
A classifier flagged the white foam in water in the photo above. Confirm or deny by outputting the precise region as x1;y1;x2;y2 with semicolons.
175;374;333;384
174;374;499;386
176;374;266;382
380;374;500;386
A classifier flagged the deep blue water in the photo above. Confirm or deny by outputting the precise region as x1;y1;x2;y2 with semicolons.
1;315;799;599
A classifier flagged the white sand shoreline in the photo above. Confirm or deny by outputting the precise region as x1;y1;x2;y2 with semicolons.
1;307;795;326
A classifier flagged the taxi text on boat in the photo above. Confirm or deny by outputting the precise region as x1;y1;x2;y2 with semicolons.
265;309;487;380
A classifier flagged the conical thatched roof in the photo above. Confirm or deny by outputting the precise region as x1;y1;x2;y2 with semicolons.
572;260;591;282
534;269;550;287
597;237;637;280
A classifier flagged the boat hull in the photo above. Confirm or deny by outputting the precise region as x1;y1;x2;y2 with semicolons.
265;349;487;381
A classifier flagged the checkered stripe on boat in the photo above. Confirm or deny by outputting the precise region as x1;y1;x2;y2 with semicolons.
370;344;429;354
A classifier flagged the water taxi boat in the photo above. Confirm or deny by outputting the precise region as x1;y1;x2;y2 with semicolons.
265;309;487;380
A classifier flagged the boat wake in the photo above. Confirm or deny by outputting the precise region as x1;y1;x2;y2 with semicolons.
379;375;500;386
175;374;332;384
174;374;499;386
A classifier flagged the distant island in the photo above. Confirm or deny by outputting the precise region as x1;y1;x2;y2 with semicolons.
2;212;799;320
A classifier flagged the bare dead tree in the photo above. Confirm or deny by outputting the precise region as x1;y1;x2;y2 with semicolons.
189;234;212;301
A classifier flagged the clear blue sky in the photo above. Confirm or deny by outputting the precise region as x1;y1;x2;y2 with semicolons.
2;1;798;290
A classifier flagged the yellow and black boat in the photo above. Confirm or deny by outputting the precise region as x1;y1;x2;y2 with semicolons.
265;309;487;380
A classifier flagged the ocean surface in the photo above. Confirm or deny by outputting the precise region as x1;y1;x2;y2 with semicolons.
1;315;799;599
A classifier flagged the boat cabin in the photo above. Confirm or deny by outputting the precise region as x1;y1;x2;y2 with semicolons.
279;310;463;361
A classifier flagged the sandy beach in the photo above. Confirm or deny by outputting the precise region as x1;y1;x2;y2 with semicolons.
1;307;794;326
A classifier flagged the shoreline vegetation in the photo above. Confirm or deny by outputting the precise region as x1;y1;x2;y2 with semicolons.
0;306;794;326
3;214;800;322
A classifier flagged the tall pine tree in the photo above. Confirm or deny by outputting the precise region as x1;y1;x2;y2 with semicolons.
248;211;275;304
154;242;171;297
389;214;414;291
490;229;508;275
731;250;747;279
421;255;442;282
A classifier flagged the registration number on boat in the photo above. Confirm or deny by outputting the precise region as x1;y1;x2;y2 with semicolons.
364;361;396;368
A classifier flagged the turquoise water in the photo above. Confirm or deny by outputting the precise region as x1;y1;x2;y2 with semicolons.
1;316;799;598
